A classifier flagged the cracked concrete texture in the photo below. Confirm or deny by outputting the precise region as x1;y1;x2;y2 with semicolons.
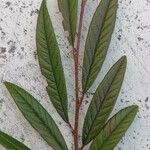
0;0;150;149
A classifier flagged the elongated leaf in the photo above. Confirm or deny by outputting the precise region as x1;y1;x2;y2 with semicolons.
82;0;118;93
82;56;127;145
0;130;30;150
4;82;68;150
90;105;138;150
57;0;78;45
36;0;68;122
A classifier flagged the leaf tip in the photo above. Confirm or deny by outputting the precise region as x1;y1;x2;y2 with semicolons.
127;105;139;118
131;105;139;112
4;81;16;94
3;81;11;88
39;0;46;11
121;55;127;64
118;55;127;70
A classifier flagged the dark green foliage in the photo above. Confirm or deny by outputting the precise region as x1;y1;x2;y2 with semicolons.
4;82;68;150
0;0;138;149
57;0;78;45
90;106;138;150
36;0;68;122
82;56;127;145
0;130;30;150
82;0;118;93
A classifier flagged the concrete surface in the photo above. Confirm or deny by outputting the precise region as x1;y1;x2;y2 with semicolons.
0;0;150;149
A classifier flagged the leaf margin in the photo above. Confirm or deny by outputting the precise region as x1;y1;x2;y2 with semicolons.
0;130;30;150
36;0;69;122
82;56;127;145
57;0;78;45
89;105;139;150
82;0;118;93
4;81;68;150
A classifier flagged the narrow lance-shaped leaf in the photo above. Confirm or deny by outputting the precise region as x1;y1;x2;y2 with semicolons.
82;56;127;145
4;82;68;150
57;0;78;45
82;0;118;93
0;130;30;150
36;0;68;122
90;105;138;150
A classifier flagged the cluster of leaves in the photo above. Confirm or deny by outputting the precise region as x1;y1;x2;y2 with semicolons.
0;0;138;150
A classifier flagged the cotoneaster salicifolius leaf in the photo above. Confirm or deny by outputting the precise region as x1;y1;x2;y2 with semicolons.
90;105;138;150
36;0;69;122
57;0;78;45
4;82;68;150
82;0;118;93
0;130;30;150
82;56;127;145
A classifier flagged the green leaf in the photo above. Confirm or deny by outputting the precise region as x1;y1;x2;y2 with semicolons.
0;130;30;150
36;0;68;122
4;82;68;150
57;0;78;45
82;56;127;145
82;0;118;93
90;105;138;150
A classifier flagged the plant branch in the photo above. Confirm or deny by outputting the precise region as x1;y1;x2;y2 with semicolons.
68;122;74;133
72;0;87;150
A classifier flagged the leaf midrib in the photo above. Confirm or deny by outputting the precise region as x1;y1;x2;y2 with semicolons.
84;61;122;144
83;0;115;92
99;108;136;149
42;3;67;121
0;134;25;150
16;89;63;150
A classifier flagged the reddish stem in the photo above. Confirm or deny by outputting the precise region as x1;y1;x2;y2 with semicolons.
79;145;84;150
68;122;75;134
72;0;87;150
